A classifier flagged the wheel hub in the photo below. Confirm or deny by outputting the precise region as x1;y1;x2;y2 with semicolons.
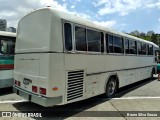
108;81;115;95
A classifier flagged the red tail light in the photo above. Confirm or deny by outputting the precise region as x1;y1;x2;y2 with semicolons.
40;87;46;95
14;80;17;85
17;81;21;86
15;80;20;86
32;86;38;93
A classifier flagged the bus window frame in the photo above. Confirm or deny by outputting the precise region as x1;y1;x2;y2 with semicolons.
62;20;156;57
74;24;102;54
63;22;73;52
62;20;75;53
0;36;16;55
86;28;101;53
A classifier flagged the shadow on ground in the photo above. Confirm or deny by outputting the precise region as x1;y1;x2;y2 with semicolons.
12;77;157;119
0;87;13;96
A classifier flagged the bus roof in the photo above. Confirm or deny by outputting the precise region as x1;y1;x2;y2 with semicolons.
19;7;159;48
0;31;16;37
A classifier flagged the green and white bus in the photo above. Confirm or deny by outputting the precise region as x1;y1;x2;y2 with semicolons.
0;31;16;88
14;8;159;107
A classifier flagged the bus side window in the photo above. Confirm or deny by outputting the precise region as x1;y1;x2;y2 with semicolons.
101;32;104;53
87;29;101;52
135;41;137;55
1;40;7;54
125;39;129;54
64;23;72;51
129;40;136;55
155;49;158;62
106;34;109;53
75;26;87;51
114;36;123;53
108;34;114;53
142;43;147;55
148;45;153;55
138;42;142;55
122;37;124;54
147;44;150;55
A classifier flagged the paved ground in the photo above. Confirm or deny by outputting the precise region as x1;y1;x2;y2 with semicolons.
0;76;160;120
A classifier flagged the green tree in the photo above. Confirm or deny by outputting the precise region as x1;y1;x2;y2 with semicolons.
151;34;158;44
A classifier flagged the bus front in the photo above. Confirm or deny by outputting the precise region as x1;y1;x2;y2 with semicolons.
13;8;64;107
0;32;16;88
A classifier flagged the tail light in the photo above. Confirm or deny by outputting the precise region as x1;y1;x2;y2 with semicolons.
17;81;21;86
15;80;20;86
40;87;46;95
14;80;17;85
32;86;38;93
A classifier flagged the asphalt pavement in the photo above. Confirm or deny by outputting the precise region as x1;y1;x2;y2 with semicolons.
0;76;160;120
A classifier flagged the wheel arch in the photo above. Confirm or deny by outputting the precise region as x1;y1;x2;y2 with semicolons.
104;73;119;93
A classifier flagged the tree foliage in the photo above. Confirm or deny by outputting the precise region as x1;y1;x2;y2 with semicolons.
151;34;159;45
130;32;160;46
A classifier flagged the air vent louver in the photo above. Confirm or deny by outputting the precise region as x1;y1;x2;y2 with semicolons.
67;70;84;101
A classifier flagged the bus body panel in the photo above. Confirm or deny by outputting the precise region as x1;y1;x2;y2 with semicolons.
0;70;13;88
16;9;51;53
16;9;64;54
14;53;48;95
14;53;65;97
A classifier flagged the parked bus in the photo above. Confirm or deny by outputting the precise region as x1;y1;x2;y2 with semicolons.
13;8;159;107
0;31;16;89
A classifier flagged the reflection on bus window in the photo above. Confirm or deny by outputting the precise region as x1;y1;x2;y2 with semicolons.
87;29;101;52
75;26;87;51
1;40;15;54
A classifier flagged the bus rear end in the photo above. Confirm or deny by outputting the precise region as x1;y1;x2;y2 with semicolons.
13;8;64;107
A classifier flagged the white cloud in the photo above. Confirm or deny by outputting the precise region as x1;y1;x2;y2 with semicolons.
94;0;158;16
146;0;160;9
71;5;75;9
159;18;160;22
97;0;143;16
0;0;67;28
78;13;91;19
93;20;117;28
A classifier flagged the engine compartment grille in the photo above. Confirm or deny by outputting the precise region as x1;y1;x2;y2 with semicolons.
67;70;84;101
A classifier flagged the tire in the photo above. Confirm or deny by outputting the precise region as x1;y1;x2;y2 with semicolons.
105;77;117;98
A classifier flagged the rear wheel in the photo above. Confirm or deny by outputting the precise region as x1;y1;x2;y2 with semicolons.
105;77;117;98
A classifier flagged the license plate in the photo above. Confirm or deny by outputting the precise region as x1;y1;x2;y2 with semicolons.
23;78;31;85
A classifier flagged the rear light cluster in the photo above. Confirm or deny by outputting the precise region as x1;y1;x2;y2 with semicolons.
32;86;46;95
40;87;46;95
14;80;21;86
32;86;38;93
14;80;46;95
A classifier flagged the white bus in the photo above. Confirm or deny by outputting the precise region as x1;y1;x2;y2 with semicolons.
0;31;16;88
13;8;159;107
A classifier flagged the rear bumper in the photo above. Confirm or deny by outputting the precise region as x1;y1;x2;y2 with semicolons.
13;86;62;107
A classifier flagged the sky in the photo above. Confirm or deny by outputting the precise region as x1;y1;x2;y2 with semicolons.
0;0;160;33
